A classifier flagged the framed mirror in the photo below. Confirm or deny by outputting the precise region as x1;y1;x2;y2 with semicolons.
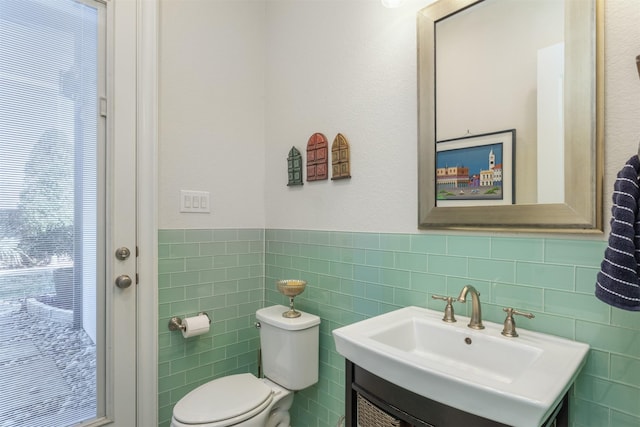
417;0;603;232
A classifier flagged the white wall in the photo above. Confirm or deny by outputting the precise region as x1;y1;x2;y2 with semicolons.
158;0;266;229
159;0;640;237
264;0;426;232
264;0;640;235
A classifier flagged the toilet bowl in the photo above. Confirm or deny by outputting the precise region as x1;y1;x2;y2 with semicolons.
170;374;293;427
170;305;320;427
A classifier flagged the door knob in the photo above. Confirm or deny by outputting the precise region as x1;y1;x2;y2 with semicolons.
115;274;133;289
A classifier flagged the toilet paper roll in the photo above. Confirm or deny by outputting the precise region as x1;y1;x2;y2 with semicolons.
266;410;290;427
181;314;210;338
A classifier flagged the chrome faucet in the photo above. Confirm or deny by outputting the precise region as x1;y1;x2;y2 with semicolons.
457;285;484;329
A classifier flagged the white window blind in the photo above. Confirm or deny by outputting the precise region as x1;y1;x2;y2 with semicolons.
0;0;103;425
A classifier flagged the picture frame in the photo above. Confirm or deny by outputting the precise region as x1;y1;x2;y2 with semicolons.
435;129;515;207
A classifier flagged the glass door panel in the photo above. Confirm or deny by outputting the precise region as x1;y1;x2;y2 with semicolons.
0;0;119;425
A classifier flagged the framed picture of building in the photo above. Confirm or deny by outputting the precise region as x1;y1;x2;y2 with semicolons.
435;129;515;207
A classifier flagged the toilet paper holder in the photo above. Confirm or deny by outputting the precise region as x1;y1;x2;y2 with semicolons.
168;312;210;332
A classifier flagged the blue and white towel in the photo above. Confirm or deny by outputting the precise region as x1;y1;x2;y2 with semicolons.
595;155;640;311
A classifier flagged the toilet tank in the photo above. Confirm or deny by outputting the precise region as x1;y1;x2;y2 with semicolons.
256;305;320;390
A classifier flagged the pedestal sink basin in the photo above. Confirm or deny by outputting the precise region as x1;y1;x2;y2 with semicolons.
332;306;589;427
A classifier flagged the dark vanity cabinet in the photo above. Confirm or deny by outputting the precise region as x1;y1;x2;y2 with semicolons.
344;360;568;427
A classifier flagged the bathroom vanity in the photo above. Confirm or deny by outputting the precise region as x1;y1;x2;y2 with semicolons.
332;306;588;427
344;360;568;427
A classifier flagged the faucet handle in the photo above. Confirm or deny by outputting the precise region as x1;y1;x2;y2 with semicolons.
432;295;457;323
501;307;535;337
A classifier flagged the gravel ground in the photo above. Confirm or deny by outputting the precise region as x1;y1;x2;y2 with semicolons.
0;301;96;427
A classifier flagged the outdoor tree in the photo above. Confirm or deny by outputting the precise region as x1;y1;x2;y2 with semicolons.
17;128;74;265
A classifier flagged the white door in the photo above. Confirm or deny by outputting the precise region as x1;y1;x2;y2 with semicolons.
0;0;139;425
109;0;139;424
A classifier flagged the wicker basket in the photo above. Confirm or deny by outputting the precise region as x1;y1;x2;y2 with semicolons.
357;393;408;427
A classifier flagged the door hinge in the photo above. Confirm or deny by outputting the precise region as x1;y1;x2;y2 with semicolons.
136;273;139;285
99;97;107;117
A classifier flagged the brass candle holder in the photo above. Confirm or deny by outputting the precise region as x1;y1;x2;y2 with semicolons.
276;279;306;318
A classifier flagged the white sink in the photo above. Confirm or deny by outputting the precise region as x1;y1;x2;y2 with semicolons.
332;306;589;427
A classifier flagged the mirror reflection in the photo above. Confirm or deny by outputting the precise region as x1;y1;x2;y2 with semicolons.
436;0;564;205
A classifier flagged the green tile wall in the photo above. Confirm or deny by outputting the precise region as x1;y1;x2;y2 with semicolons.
264;230;639;427
157;229;264;427
157;228;640;427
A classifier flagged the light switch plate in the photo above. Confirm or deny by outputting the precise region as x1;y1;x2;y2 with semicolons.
180;190;210;213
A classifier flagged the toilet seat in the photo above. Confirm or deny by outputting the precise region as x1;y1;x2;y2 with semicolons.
172;373;273;426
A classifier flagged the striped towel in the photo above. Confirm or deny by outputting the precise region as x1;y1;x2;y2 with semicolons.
595;155;640;311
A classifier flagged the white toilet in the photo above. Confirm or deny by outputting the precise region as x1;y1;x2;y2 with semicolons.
170;305;320;427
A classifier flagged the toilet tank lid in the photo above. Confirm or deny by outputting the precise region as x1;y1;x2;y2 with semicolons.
256;305;320;330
